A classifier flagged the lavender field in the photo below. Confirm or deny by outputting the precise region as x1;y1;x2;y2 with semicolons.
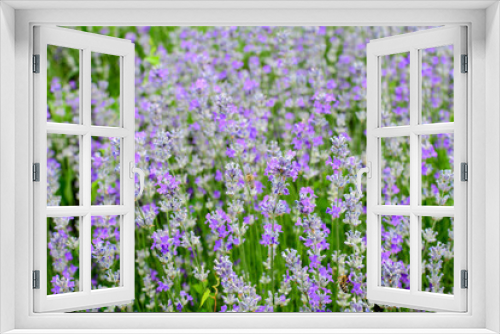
46;26;455;312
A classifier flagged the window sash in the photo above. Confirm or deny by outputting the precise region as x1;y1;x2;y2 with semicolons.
366;25;467;312
33;25;136;313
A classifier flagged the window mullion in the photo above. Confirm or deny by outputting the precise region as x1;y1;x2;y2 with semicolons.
412;123;454;135
373;126;411;137
373;204;411;215
89;205;130;216
46;206;89;217
89;126;129;138
46;122;89;135
46;123;130;138
372;124;454;137
373;205;454;217
82;47;92;294
412;206;454;217
82;47;91;207
409;47;420;295
78;50;85;278
81;214;91;294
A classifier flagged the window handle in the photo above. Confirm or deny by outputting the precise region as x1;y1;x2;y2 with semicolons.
129;162;145;200
356;162;371;196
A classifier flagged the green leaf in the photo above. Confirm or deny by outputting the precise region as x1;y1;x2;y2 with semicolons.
144;56;160;66
186;112;194;125
199;288;211;309
91;181;99;204
193;284;202;294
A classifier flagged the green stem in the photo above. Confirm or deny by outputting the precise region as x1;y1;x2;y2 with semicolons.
336;187;344;273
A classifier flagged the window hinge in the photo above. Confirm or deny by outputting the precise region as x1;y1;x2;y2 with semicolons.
33;54;40;73
461;162;468;181
33;270;40;289
461;270;468;289
33;163;40;182
461;54;468;73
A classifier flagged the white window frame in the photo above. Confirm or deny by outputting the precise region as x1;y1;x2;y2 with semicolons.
33;25;136;313
366;26;467;312
1;2;499;333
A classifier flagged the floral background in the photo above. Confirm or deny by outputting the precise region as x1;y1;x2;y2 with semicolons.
45;26;455;312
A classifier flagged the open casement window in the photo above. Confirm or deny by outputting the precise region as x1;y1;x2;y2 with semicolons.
33;26;139;312
365;26;467;312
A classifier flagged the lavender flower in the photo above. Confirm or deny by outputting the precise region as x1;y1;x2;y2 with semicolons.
49;25;454;313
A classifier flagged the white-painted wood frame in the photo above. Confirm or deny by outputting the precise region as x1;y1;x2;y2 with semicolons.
1;2;497;333
366;26;467;312
32;26;135;312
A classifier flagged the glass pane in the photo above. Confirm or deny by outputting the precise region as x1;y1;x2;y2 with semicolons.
380;52;410;127
421;216;454;294
381;215;410;289
421;134;454;206
47;45;80;124
381;137;410;205
47;216;80;295
91;52;121;127
47;134;80;206
91;215;121;290
91;137;121;205
421;45;454;124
